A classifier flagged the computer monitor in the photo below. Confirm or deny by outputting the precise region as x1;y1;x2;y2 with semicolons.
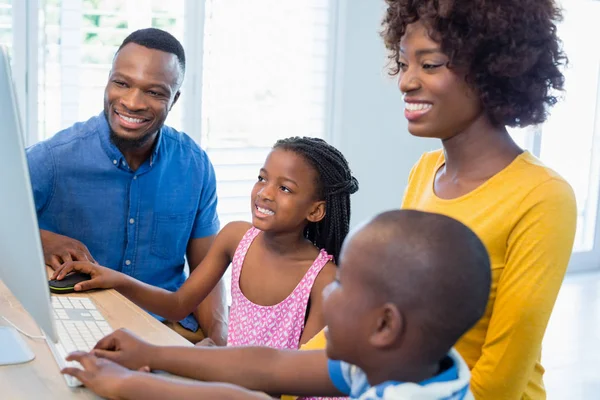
0;45;58;365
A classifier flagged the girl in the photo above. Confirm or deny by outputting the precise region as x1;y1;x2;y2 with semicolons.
382;0;577;398
52;136;358;350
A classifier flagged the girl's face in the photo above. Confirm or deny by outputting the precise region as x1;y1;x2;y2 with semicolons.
250;148;325;233
398;21;484;140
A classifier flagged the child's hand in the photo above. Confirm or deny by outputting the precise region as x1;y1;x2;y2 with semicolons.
92;328;155;371
195;337;217;347
61;351;133;398
50;261;122;291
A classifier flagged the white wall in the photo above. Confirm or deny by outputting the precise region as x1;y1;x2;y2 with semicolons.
330;1;437;227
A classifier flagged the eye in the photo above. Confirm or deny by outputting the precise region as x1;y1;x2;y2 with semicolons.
423;63;444;70
257;175;265;182
113;80;127;88
280;186;291;193
397;61;408;72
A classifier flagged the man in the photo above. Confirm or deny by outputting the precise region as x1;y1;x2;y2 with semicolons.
27;28;227;344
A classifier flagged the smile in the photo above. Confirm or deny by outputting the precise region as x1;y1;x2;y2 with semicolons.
255;205;275;216
404;102;432;121
114;110;150;128
120;114;145;124
405;103;432;112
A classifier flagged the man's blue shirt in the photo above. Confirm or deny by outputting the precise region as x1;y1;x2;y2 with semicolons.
26;113;220;330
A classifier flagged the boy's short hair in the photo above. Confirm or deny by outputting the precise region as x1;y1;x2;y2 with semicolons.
363;210;491;360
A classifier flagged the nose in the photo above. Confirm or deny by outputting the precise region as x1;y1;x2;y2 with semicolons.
398;67;420;94
120;89;148;112
257;183;275;201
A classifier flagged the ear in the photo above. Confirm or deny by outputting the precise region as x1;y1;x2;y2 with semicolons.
306;200;326;223
170;91;181;111
369;303;404;349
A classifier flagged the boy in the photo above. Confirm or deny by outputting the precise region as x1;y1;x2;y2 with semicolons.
63;210;491;399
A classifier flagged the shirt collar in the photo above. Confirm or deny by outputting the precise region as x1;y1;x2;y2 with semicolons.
151;126;163;166
419;355;458;386
96;111;164;169
372;355;458;397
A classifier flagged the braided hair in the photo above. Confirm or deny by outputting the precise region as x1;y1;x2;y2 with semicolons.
273;137;359;262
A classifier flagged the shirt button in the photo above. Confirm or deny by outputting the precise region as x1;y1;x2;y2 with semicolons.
133;176;137;180
112;160;117;165
129;218;135;224
125;260;131;266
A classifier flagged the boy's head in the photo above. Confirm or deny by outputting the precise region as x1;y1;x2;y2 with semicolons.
322;210;490;377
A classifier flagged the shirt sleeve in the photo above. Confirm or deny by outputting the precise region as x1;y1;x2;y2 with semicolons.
327;359;352;395
469;178;577;399
190;152;220;238
25;141;55;216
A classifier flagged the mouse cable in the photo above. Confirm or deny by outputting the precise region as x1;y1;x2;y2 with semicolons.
1;316;46;340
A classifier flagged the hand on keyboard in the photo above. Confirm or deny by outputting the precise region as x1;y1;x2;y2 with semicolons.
61;351;134;398
92;328;154;371
62;360;84;387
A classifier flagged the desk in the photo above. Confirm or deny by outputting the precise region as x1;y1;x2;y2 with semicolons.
0;276;192;399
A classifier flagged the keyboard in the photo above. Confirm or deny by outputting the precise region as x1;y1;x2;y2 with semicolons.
45;296;113;387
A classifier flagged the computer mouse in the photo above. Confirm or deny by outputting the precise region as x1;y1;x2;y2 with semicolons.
48;272;91;294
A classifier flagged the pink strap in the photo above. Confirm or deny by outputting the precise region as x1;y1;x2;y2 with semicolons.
230;226;261;293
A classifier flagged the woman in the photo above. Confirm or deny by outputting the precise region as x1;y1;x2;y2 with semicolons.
382;0;577;398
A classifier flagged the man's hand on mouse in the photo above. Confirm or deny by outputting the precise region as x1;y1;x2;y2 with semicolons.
50;261;124;291
41;230;96;270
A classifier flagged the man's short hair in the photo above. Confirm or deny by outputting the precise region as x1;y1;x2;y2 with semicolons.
118;28;186;76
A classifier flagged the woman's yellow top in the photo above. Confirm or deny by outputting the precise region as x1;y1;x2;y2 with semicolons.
401;149;577;399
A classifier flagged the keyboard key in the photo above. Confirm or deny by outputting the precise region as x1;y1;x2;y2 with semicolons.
72;300;85;309
80;299;96;310
90;311;103;321
51;297;112;353
52;297;62;308
48;299;113;388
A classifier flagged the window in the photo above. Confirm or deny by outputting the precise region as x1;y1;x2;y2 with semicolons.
13;1;598;272
540;1;600;253
510;0;600;271
0;0;11;54
33;1;338;226
5;0;337;306
201;0;334;225
196;0;336;301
